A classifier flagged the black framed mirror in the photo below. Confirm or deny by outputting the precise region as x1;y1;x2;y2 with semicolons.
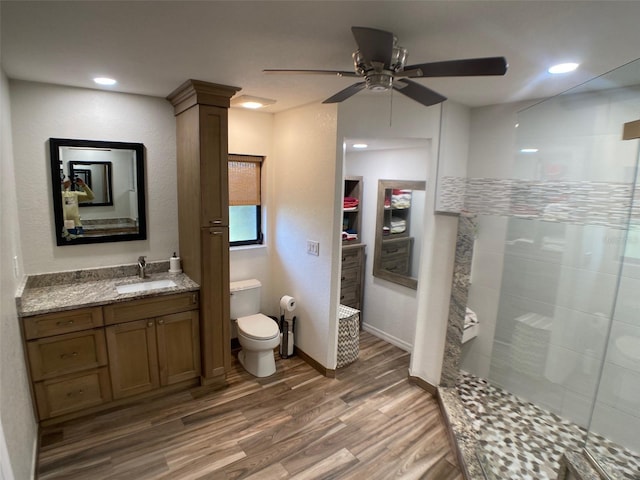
373;179;426;289
49;138;147;246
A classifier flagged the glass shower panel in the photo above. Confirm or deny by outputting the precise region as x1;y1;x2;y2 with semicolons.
475;59;640;478
585;147;640;479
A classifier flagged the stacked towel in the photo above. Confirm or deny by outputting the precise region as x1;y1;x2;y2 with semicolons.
343;197;359;210
342;231;358;241
391;189;412;209
390;217;406;234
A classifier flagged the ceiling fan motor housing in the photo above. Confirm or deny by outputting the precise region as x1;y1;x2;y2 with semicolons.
366;73;393;91
353;43;407;91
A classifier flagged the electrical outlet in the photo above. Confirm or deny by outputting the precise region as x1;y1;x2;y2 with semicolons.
306;240;320;256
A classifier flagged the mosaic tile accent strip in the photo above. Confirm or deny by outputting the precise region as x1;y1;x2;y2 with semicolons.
456;371;640;480
438;176;638;230
437;175;466;212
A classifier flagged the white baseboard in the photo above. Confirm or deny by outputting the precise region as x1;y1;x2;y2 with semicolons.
362;323;412;352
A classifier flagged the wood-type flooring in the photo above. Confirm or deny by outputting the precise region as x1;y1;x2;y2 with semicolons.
37;331;463;479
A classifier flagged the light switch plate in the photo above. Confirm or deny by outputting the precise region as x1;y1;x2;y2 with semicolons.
306;240;319;256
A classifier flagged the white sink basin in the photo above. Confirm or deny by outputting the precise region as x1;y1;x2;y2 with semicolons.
116;279;177;294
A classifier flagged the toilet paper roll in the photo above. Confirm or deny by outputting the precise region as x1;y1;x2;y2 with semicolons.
169;255;182;274
280;295;296;312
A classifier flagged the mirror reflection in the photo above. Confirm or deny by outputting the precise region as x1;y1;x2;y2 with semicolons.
69;161;113;206
373;179;426;289
49;138;146;246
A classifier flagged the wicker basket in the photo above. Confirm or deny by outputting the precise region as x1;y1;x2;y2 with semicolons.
337;304;360;368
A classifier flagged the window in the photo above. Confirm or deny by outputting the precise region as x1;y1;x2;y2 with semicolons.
228;154;263;246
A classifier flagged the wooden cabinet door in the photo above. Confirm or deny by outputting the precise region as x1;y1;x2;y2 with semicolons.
200;226;230;379
199;104;229;227
156;310;200;386
106;319;160;399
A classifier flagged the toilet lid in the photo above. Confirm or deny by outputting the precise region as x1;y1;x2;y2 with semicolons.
237;314;279;340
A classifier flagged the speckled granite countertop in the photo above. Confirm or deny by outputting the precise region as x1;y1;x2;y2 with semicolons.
16;261;199;317
437;387;486;480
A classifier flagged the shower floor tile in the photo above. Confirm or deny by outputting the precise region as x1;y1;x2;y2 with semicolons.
456;371;640;480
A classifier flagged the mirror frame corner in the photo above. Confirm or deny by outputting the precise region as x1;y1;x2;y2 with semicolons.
49;137;147;246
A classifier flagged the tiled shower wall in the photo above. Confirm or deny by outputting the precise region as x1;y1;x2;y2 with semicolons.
447;84;640;457
452;180;640;453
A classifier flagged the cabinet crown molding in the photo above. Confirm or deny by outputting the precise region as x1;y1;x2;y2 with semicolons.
167;79;241;115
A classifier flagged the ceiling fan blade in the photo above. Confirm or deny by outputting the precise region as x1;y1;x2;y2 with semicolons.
322;82;366;104
404;57;508;77
351;26;394;64
393;79;447;107
263;69;359;78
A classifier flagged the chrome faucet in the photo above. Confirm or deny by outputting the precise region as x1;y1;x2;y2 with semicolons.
137;256;147;279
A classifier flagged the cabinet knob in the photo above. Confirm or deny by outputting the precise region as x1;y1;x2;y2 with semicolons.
210;219;222;225
56;320;74;326
67;389;84;397
147;321;154;327
60;351;78;359
157;319;164;325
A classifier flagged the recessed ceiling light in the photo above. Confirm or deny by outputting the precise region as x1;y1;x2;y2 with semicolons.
548;63;579;74
93;77;117;86
231;95;276;109
353;143;368;149
520;148;539;153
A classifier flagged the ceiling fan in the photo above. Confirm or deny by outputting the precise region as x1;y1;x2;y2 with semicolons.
264;26;508;107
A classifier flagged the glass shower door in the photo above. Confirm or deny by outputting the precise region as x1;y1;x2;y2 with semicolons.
584;136;640;480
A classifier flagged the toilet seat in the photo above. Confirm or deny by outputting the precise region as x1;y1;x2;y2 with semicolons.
237;314;279;340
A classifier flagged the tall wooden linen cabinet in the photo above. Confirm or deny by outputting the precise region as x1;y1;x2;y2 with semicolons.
167;80;240;384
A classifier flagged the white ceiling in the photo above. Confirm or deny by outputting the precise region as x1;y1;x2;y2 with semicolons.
2;1;640;113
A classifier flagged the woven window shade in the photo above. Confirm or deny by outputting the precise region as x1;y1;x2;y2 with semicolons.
229;155;262;206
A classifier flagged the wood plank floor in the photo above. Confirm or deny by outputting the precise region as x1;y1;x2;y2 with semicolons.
37;332;463;479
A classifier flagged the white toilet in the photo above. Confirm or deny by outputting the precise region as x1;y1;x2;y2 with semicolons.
230;279;280;377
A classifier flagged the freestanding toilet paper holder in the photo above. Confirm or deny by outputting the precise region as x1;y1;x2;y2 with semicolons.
279;315;296;359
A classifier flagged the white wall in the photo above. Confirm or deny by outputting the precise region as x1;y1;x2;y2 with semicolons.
271;103;339;368
1;70;37;480
336;94;459;385
461;101;529;378
228;108;274;314
345;145;429;350
10;81;179;274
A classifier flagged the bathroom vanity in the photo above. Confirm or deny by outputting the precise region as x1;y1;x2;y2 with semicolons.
16;264;200;423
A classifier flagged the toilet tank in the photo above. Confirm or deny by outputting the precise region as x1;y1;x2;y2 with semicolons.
230;279;262;319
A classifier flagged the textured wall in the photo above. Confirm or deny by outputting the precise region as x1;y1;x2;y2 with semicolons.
271;103;339;368
10;81;179;274
1;70;37;480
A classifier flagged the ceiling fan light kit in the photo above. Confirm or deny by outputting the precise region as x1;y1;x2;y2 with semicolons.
264;26;508;107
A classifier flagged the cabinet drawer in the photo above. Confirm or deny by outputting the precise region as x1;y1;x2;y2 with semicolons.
34;367;112;420
340;285;360;308
340;266;361;288
381;255;410;276
341;247;363;269
28;329;108;381
103;292;199;325
23;307;103;340
381;238;412;256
